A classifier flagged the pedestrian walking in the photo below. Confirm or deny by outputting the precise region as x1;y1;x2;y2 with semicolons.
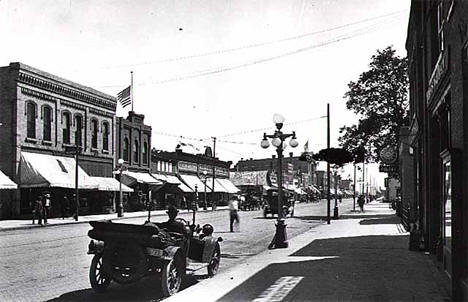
43;192;51;224
70;194;78;221
61;195;69;219
34;196;44;226
228;196;240;232
358;194;365;212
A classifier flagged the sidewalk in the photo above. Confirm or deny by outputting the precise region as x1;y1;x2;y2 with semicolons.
0;207;229;231
166;201;450;302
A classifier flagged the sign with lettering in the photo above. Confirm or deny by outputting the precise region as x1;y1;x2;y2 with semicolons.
379;164;399;174
426;51;448;104
178;161;198;173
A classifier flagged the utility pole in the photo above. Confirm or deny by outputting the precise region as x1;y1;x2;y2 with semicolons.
327;103;331;224
353;163;356;211
211;137;216;210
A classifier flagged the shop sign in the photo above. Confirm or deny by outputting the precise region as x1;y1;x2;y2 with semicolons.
178;161;197;173
426;51;448;105
379;164;399;173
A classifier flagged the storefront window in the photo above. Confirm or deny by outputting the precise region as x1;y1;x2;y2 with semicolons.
444;161;451;247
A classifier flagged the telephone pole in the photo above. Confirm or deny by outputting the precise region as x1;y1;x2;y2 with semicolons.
211;137;217;209
326;103;331;224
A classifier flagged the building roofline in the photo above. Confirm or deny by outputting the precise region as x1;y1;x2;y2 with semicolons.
8;62;116;102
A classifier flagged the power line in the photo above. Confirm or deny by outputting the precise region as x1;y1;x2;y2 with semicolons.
219;115;328;138
98;19;396;89
100;10;407;70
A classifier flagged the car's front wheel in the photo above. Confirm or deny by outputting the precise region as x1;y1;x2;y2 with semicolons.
89;254;111;292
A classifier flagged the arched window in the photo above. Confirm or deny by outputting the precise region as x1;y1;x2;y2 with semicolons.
123;138;129;162
74;115;83;146
102;122;109;151
133;140;139;163
42;106;52;141
142;142;148;164
91;119;98;149
62;112;71;144
26;102;36;138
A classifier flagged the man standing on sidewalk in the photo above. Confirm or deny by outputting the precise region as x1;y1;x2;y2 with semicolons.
34;196;44;226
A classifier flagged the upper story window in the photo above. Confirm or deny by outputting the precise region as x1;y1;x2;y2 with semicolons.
123;138;129;162
142;142;148;164
133;140;139;163
74;115;83;147
42;105;52;141
102;122;109;151
62;112;71;144
91;119;98;149
26;101;37;139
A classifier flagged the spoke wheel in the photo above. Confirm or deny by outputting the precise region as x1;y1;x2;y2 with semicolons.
90;254;111;292
207;243;221;277
161;259;182;297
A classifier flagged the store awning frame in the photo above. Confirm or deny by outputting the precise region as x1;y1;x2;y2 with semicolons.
122;171;162;187
20;152;98;189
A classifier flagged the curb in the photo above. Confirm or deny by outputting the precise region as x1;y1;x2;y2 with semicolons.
0;207;230;232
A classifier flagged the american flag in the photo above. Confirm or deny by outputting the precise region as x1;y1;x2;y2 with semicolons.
117;85;131;108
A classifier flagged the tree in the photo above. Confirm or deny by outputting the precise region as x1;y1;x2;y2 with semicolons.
312;148;353;167
339;46;409;162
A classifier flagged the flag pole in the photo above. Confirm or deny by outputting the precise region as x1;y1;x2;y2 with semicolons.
131;71;134;112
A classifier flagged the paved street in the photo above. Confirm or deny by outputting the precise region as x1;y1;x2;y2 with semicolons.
0;198;354;302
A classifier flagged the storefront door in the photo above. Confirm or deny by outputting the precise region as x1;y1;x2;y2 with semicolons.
442;154;452;277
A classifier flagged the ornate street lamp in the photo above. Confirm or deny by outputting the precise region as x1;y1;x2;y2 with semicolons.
261;113;298;249
112;158;126;217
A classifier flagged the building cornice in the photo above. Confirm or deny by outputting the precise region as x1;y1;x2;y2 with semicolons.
14;65;116;111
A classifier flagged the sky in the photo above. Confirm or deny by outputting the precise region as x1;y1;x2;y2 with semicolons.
0;0;410;189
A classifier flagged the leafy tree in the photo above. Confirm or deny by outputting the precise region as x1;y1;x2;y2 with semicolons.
339;46;409;162
312;148;353;167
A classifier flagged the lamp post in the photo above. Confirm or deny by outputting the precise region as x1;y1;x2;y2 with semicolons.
261;113;298;249
64;145;82;221
201;170;208;210
112;158;126;217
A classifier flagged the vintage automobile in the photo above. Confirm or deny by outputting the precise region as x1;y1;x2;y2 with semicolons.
263;190;295;218
87;218;222;297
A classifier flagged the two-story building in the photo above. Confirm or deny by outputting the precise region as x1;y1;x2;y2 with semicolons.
0;62;120;219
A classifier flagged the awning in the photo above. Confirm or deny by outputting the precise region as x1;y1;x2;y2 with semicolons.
20;152;98;189
122;171;162;186
90;177;133;193
179;174;211;192
150;173;181;185
0;170;17;189
216;178;240;194
206;178;227;193
178;182;193;193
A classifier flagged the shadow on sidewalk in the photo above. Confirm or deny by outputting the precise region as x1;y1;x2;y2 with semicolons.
218;235;448;301
359;216;402;225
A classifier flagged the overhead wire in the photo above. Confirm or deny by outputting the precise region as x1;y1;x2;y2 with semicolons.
100;9;407;70
97;17;400;89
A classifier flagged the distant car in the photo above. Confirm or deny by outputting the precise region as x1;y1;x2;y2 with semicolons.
262;191;294;218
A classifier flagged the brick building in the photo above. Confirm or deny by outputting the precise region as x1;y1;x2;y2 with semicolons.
151;148;237;209
233;153;317;187
0;62;118;219
115;111;158;212
406;1;468;299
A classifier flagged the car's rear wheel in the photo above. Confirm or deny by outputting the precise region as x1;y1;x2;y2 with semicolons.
161;258;182;297
89;254;111;292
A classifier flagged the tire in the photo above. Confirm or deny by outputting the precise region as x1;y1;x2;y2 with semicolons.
89;254;111;292
207;243;221;277
161;258;182;297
